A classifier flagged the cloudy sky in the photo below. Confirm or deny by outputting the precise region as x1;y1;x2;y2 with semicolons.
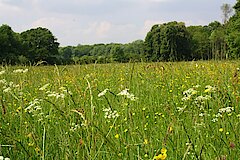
0;0;236;46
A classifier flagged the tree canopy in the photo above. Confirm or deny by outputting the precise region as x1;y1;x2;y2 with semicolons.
21;27;59;64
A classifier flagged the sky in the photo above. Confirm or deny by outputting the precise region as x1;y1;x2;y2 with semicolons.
0;0;237;46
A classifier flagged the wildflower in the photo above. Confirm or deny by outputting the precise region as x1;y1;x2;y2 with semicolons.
13;68;28;73
182;88;197;101
115;134;120;139
154;148;167;160
47;91;65;99
0;156;3;160
3;87;11;93
168;126;173;133
0;79;7;84
204;85;216;93
219;107;234;113
144;139;148;145
98;88;109;97
219;128;224;132
0;70;5;75
229;142;235;149
195;95;211;102
211;118;218;122
103;108;119;119
118;88;130;96
70;123;81;132
117;88;138;101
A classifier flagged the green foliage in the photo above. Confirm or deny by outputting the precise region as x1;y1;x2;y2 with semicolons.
144;22;191;61
0;24;22;64
20;27;59;64
226;0;240;58
187;26;211;59
1;1;240;64
58;41;145;64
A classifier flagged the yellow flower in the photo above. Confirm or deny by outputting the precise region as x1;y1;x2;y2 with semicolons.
153;153;167;160
168;126;173;133
161;148;167;154
144;139;148;145
219;128;224;132
115;134;120;139
153;148;167;160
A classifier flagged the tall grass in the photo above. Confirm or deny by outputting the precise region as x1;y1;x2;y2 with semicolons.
0;60;239;159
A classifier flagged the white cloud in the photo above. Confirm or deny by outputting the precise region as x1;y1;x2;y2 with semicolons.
140;19;165;36
0;1;22;13
96;21;112;37
0;0;237;46
31;17;66;29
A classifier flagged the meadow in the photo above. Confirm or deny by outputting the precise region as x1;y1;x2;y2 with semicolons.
0;61;239;160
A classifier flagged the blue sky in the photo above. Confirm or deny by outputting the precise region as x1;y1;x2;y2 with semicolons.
0;0;236;46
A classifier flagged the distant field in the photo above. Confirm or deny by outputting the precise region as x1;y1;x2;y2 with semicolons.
0;61;239;159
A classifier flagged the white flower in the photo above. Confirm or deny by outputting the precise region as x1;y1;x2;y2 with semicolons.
181;96;191;101
3;87;11;93
127;93;138;101
204;85;216;93
13;68;28;73
47;92;65;99
98;89;109;97
117;89;130;96
182;88;198;101
117;88;138;101
211;118;218;122
183;88;197;96
0;156;4;160
0;70;6;75
0;79;7;84
195;95;211;102
103;108;119;119
193;85;201;88
22;69;28;73
219;107;234;113
103;108;111;112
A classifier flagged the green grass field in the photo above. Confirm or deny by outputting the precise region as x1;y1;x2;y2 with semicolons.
0;61;240;159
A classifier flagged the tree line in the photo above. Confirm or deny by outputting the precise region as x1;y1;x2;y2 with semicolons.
0;1;240;65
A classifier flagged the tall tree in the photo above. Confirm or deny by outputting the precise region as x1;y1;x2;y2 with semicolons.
226;0;240;58
145;21;191;61
187;26;211;60
0;24;22;64
221;3;233;24
21;27;59;64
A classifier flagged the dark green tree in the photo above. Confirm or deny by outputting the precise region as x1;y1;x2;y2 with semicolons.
21;27;59;64
226;0;240;58
0;24;22;64
145;21;191;61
